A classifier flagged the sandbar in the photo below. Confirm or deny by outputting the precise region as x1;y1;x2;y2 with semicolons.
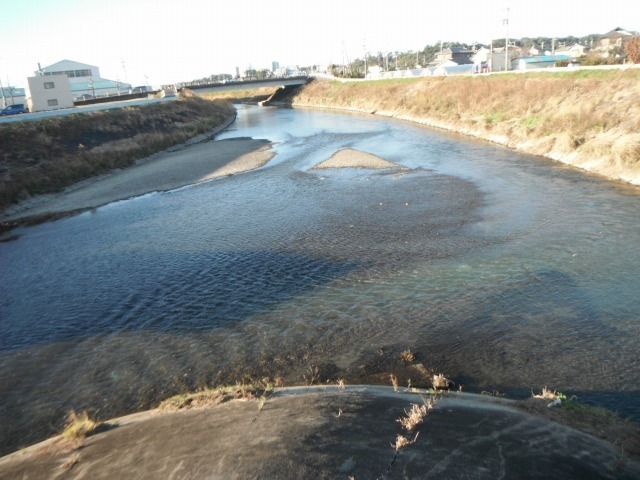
312;148;406;170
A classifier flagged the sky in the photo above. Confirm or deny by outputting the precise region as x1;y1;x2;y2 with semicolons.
1;0;638;88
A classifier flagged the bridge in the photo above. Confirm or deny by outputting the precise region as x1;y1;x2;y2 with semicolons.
180;76;309;95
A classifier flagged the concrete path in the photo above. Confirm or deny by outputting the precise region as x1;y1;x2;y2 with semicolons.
1;386;638;479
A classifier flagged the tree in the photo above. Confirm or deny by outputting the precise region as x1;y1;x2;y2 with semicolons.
625;37;640;63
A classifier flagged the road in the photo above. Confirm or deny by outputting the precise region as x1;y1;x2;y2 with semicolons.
0;96;177;124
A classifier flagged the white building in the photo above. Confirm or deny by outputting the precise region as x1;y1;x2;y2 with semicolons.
28;74;74;112
37;59;131;99
553;43;586;59
0;86;26;108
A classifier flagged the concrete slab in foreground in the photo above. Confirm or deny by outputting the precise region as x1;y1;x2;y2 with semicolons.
1;386;638;479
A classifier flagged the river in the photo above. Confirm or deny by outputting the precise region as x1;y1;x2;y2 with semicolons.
1;105;639;454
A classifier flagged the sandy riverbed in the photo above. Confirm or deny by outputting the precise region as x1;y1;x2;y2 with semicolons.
2;137;275;222
1;145;408;227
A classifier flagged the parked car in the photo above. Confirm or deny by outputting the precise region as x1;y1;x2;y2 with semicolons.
0;104;28;115
75;94;94;101
132;86;152;94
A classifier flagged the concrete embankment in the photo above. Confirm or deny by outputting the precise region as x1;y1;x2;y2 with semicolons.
287;70;640;186
1;387;638;479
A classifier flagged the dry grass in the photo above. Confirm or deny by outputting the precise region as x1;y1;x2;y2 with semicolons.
291;70;640;184
201;87;278;104
61;410;100;441
158;383;262;411
391;432;419;452
399;349;415;365
303;365;320;385
390;374;399;392
0;97;234;210
432;373;451;390
397;396;437;432
533;386;560;401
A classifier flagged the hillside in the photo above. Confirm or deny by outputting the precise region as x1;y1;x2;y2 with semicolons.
288;69;640;185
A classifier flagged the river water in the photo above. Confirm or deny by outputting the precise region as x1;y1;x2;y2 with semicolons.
1;106;639;454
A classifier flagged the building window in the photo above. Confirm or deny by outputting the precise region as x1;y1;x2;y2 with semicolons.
44;82;55;89
47;99;59;106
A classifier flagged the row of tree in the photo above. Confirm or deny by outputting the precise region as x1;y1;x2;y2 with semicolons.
329;33;640;78
187;33;640;83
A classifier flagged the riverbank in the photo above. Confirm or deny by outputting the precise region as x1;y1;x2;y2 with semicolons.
1;387;638;479
0;136;274;227
286;69;640;186
0;96;235;212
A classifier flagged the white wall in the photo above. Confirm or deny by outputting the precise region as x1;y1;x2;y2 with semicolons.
28;75;75;112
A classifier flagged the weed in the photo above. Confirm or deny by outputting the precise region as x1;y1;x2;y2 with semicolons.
400;349;415;365
337;378;346;389
390;374;399;392
432;373;451;390
397;396;437;432
303;365;320;385
62;410;99;441
533;386;560;401
391;432;420;452
159;383;258;410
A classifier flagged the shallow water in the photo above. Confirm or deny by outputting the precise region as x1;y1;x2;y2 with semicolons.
1;105;639;454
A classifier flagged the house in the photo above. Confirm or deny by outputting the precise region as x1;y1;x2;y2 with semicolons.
489;46;522;71
512;55;571;71
471;47;492;72
433;47;474;64
553;43;586;59
366;65;384;78
0;86;27;108
599;27;635;57
27;74;74;112
36;59;131;99
432;60;475;76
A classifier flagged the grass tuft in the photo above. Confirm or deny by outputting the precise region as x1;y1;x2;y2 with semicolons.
61;410;100;441
397;396;437;432
390;374;399;392
400;349;415;365
432;373;451;390
303;365;320;385
391;432;419;452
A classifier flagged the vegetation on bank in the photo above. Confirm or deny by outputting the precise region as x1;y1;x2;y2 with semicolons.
200;87;277;104
0;97;234;210
288;69;640;185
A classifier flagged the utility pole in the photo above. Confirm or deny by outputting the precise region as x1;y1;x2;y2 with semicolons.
0;77;6;108
121;59;129;91
363;40;367;78
503;7;510;71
